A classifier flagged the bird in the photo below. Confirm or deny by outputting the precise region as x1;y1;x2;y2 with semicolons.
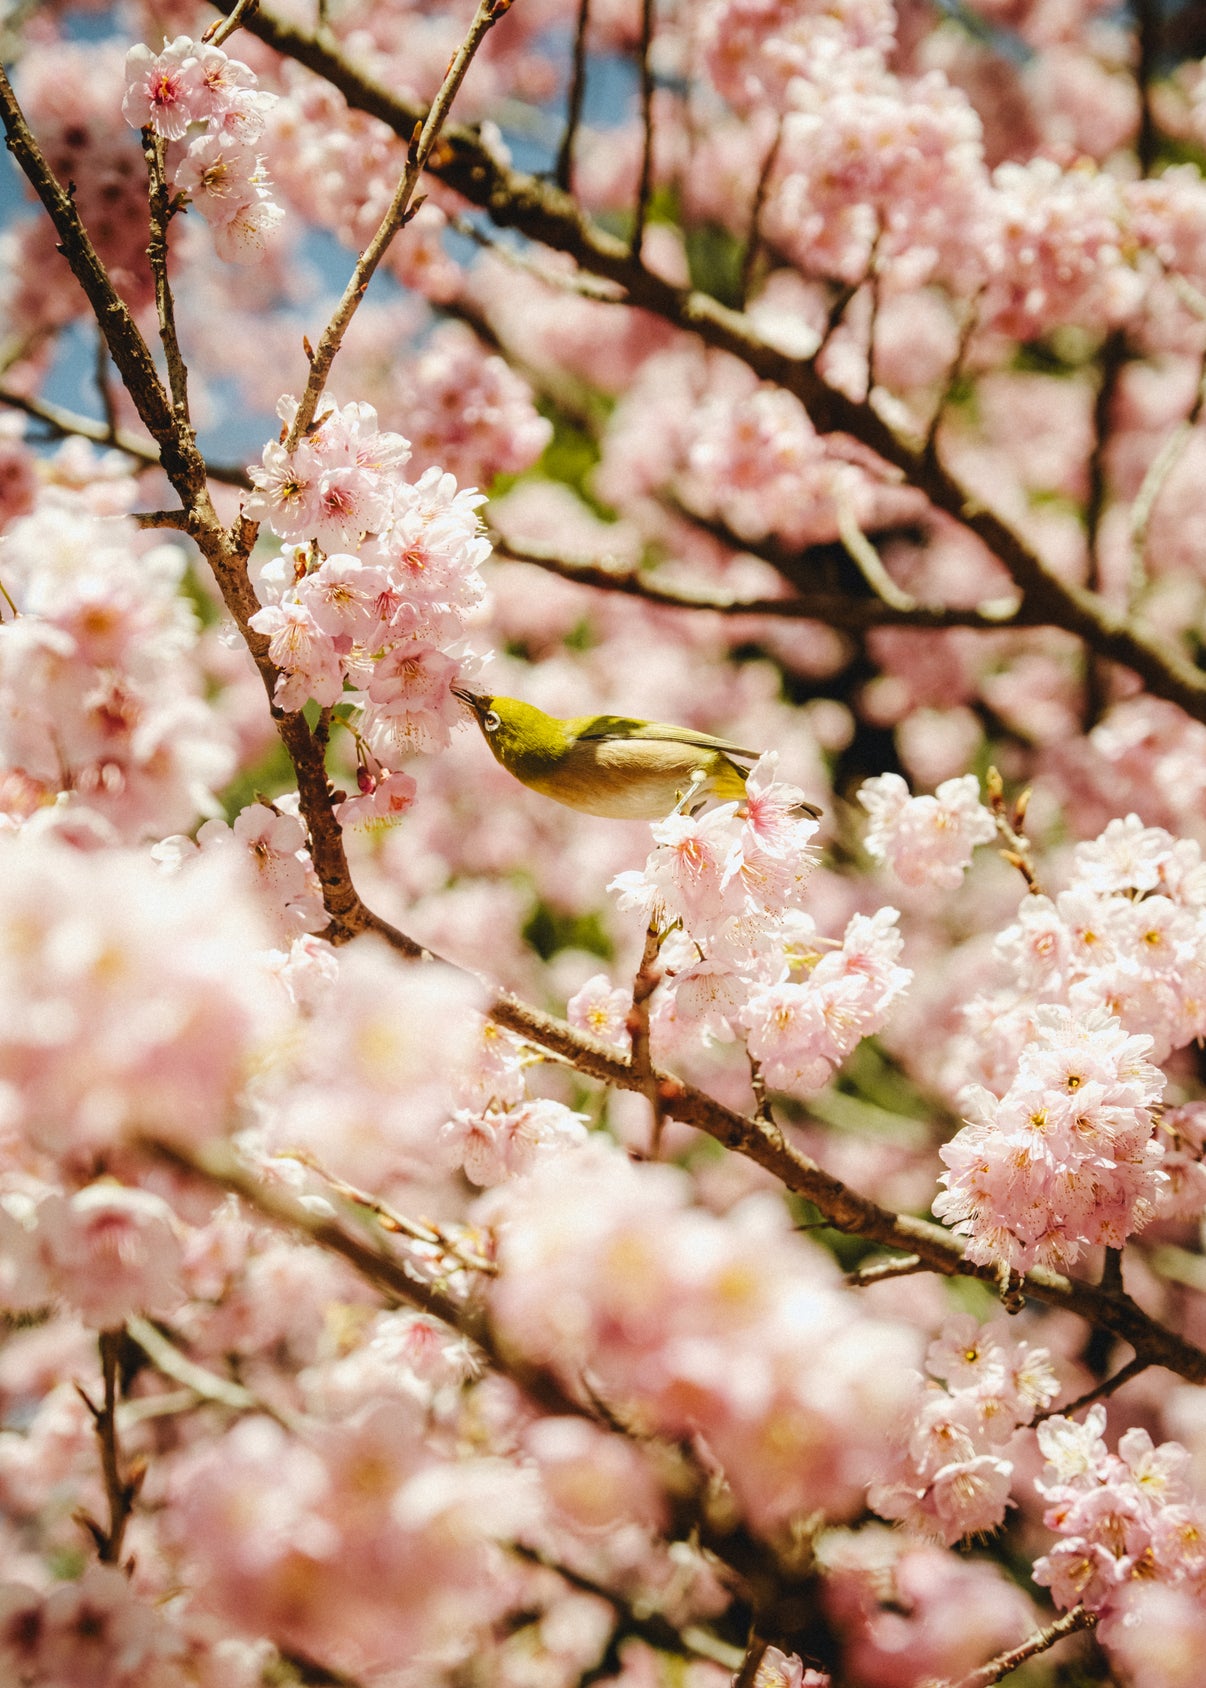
452;687;823;821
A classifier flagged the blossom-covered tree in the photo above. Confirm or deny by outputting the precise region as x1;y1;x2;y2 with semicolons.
5;0;1206;1684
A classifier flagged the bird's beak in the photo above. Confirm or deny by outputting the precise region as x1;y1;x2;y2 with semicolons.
451;685;484;712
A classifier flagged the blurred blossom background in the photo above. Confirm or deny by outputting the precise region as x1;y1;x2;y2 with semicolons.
4;1;1206;1685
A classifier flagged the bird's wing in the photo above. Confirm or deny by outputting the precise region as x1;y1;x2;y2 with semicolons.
573;715;759;762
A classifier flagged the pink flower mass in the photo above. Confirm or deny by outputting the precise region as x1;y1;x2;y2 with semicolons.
5;0;1206;1684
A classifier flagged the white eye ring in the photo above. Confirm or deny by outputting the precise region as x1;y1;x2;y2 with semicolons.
483;710;501;732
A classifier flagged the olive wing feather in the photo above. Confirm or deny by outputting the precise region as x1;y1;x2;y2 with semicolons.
572;715;758;765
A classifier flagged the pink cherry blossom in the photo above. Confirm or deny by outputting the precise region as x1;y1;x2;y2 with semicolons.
122;38;206;140
568;972;634;1050
33;1182;184;1329
0;834;285;1168
860;771;997;889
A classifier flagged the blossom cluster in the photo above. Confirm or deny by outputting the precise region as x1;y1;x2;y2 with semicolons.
1034;1407;1206;1626
246;395;490;798
0;496;234;842
0;833;283;1173
979;817;1206;1069
122;34;283;262
156;799;327;942
935;1004;1165;1272
870;1313;1059;1543
602;757;912;1094
170;1407;534;1676
0;1564;270;1688
486;1137;922;1537
860;771;997;889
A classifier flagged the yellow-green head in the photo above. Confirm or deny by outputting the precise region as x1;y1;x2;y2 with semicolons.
453;688;822;821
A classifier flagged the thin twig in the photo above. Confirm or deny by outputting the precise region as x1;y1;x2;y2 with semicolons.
203;0;261;47
1128;351;1206;610
629;919;669;1158
124;1314;303;1428
282;1147;498;1273
94;330;120;441
942;1605;1096;1688
143;130;192;423
630;0;656;259
510;1542;741;1667
986;767;1042;895
924;289;983;460
77;1330;143;1565
135;508;193;530
447;213;630;300
737;123;782;311
845;1254;926;1287
0;385;251;485
835;486;917;613
0;65;203;497
555;0;591;191
1035;1355;1150;1425
285;0;510;449
748;1054;774;1126
488;532;1021;629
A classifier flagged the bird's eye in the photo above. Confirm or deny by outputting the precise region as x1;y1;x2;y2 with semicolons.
483;710;501;733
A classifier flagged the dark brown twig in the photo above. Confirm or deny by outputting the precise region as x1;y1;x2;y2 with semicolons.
76;1330;144;1565
555;0;591;191
629;919;669;1157
0;385;251;485
737;124;782;310
1036;1355;1151;1425
631;0;656;259
943;1605;1096;1688
143;129;192;423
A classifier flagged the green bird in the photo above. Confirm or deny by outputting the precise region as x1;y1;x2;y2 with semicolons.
453;688;822;821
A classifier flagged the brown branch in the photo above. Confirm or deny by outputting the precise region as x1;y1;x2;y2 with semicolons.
488;533;1023;630
733;1636;770;1688
629;919;669;1157
737;125;782;310
493;1006;1206;1378
943;1604;1096;1688
144;129;192;422
1132;0;1160;177
76;1330;144;1565
307;892;1206;1386
1038;1355;1151;1424
0;66;205;502
509;1542;743;1669
204;0;261;48
0;385;251;485
631;0;656;259
555;0;591;191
